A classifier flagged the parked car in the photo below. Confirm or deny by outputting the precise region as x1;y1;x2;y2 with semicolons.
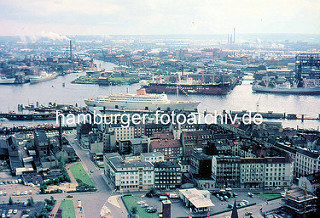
248;192;254;197
169;193;179;199
242;200;249;205
159;196;168;201
227;204;233;208
146;208;157;213
66;195;73;198
146;192;153;198
245;212;253;216
233;192;238;197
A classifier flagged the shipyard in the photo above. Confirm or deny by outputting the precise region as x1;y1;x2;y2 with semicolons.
0;1;320;218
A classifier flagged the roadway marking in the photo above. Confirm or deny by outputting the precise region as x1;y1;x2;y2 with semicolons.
107;195;121;208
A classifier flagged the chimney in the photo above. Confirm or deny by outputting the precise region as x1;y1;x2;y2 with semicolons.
69;40;72;60
58;115;63;149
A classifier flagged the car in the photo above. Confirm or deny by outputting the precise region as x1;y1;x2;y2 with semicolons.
219;196;224;201
8;209;13;214
245;212;253;216
242;200;249;205
13;209;17;214
146;207;157;213
0;191;2;195
233;192;238;197
158;192;169;197
224;196;229;201
66;195;73;198
169;193;179;199
146;192;153;198
16;191;20;196
248;192;254;197
12;192;15;196
3;191;6;196
159;196;168;201
142;204;149;208
227;204;233;208
24;191;28;195
226;192;233;198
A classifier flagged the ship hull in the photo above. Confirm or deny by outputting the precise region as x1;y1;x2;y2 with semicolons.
252;86;320;95
0;78;15;84
30;73;58;84
143;83;230;95
84;99;199;112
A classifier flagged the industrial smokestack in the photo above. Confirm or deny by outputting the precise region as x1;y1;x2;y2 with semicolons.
69;40;72;60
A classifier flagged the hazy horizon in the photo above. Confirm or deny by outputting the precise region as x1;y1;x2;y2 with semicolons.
1;0;320;37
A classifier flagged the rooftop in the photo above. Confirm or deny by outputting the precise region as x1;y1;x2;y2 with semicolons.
105;153;153;170
179;188;215;208
150;139;182;149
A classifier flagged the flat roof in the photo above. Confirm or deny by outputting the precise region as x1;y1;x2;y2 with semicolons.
141;152;164;158
179;188;215;208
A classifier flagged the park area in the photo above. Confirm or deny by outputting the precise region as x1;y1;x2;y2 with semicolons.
258;193;282;201
59;200;76;218
69;163;94;187
122;195;158;218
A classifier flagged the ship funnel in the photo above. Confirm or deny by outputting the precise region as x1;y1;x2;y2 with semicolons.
137;88;146;95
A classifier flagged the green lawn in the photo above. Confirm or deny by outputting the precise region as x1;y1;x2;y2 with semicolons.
70;163;94;186
258;193;282;200
122;195;158;218
59;200;76;218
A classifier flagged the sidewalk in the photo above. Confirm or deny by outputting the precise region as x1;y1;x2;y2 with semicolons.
74;199;85;218
50;199;62;217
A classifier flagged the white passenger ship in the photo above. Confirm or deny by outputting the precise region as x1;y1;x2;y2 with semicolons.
84;89;200;111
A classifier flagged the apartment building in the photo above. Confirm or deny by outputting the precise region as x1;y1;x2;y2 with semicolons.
275;142;320;177
103;153;154;191
107;125;135;141
212;156;293;189
212;156;241;188
154;161;182;189
141;152;165;163
149;139;183;160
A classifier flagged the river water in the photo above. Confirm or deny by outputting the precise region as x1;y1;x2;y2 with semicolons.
0;60;319;129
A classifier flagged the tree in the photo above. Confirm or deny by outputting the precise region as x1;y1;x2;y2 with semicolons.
8;197;13;205
131;207;137;217
27;197;34;206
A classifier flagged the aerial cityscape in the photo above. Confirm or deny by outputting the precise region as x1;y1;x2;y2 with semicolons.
0;1;320;218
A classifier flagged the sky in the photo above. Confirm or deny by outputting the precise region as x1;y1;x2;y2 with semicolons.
0;0;320;36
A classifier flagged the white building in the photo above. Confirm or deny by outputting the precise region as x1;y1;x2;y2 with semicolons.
275;142;320;177
140;152;165;163
294;148;320;177
108;125;135;141
104;153;154;191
